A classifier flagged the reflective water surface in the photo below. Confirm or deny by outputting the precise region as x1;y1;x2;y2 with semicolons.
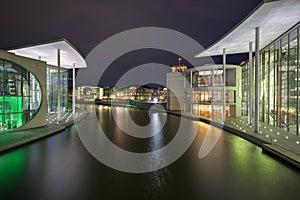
0;105;300;200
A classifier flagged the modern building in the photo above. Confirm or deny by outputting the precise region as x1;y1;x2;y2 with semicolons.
102;86;115;101
0;50;47;131
184;65;241;120
112;85;152;102
241;22;300;135
167;65;187;110
76;86;103;102
195;0;300;135
167;64;241;120
0;39;87;133
155;88;168;102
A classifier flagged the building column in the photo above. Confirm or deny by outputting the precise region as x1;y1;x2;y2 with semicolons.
222;48;226;122
73;63;76;115
57;49;61;121
190;71;193;115
297;27;300;136
211;68;215;120
254;27;260;132
248;42;253;125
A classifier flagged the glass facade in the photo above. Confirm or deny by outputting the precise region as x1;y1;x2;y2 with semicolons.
0;59;41;132
47;66;68;113
76;86;102;102
184;66;240;120
242;23;300;135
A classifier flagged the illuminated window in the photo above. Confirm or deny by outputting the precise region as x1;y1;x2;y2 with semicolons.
0;59;41;131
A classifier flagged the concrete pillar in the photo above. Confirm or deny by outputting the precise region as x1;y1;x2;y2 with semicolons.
254;27;260;132
190;71;193;115
222;48;226;122
73;63;76;115
248;42;253;125
57;49;61;121
211;68;215;120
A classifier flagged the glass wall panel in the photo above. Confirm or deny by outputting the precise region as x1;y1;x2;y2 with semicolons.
0;59;41;132
241;63;249;116
262;49;270;123
46;66;68;113
280;36;289;130
269;45;276;125
257;23;300;135
298;27;300;135
275;41;281;127
288;29;298;134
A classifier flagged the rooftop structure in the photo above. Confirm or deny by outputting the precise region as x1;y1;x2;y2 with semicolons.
195;0;300;57
8;38;87;68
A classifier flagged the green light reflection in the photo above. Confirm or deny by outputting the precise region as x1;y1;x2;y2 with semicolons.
0;149;25;190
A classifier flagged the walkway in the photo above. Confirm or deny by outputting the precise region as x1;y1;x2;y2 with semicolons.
0;109;87;153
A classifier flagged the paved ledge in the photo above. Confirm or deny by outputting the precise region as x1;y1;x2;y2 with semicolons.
262;144;300;169
165;110;300;169
0;109;87;154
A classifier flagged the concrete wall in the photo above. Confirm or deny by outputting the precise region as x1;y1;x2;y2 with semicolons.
167;72;185;111
0;50;47;130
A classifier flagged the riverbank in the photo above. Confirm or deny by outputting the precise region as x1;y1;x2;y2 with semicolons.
0;109;87;154
165;110;300;169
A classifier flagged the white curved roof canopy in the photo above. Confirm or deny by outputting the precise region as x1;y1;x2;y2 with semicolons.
195;0;300;57
8;39;87;69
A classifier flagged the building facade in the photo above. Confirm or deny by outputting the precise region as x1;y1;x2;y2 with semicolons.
184;65;241;120
112;85;152;102
102;86;115;101
242;22;300;135
193;0;300;136
0;39;87;133
166;69;186;111
76;86;103;102
47;66;69;113
167;64;241;120
0;50;47;132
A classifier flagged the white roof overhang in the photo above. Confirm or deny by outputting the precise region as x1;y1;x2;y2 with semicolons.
195;0;300;58
8;38;87;69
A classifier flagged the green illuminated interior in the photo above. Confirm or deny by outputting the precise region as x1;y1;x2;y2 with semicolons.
0;58;41;132
0;97;23;129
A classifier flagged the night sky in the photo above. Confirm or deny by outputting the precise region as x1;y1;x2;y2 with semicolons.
0;0;262;86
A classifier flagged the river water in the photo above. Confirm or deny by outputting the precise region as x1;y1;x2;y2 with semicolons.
0;104;300;200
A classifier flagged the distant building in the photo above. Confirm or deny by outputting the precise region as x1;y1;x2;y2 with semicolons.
171;65;187;73
112;85;152;102
154;88;168;102
76;86;103;102
102;86;115;101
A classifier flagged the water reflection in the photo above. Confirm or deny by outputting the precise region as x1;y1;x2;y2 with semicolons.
198;126;222;159
0;105;299;200
111;106;167;138
0;149;25;191
145;112;172;199
145;168;173;200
